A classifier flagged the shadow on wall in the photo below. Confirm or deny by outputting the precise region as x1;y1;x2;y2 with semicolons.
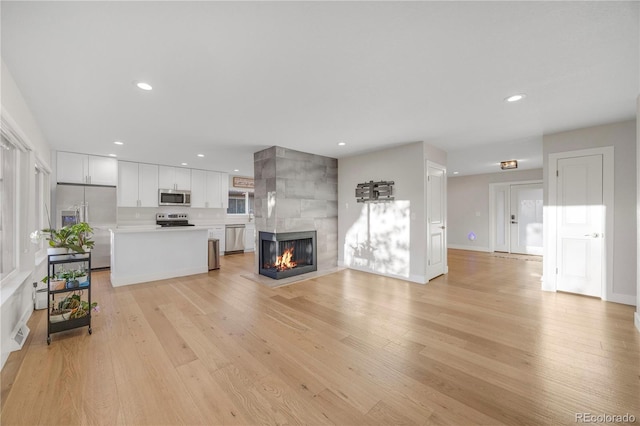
344;201;411;278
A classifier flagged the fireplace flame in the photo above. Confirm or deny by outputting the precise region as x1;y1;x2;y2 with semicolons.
274;247;297;271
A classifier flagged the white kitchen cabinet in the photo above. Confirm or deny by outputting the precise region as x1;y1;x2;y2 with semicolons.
117;161;158;207
138;163;159;206
191;169;226;209
117;161;139;207
220;172;229;209
208;226;226;255
89;155;118;186
57;152;118;186
190;169;207;208
159;166;191;190
244;223;255;251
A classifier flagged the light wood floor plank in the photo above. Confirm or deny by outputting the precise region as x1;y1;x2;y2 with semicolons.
2;249;639;425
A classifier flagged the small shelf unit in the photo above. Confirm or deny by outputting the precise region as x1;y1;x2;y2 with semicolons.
46;252;92;344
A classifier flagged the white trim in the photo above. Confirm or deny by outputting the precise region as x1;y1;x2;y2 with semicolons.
0;111;32;152
545;146;614;301
0;271;31;307
635;312;640;333
425;160;447;281
605;293;637;306
342;262;428;284
447;244;490;252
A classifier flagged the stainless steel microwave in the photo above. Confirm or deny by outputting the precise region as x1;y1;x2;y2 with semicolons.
158;189;191;206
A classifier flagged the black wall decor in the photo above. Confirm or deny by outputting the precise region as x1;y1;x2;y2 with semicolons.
355;180;395;203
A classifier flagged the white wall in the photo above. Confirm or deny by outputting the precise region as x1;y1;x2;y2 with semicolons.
543;120;637;305
1;60;51;369
447;169;543;251
637;96;640;330
338;141;445;283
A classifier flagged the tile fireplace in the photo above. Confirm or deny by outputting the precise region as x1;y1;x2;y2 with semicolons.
259;231;317;279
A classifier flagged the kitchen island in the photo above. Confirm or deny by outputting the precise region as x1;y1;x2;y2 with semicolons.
110;226;208;287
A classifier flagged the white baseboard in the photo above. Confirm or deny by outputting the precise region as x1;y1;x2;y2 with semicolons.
340;262;427;284
447;244;490;252
605;293;637;306
635;312;640;333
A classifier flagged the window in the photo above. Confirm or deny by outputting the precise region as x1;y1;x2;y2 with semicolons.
0;136;17;280
227;191;254;215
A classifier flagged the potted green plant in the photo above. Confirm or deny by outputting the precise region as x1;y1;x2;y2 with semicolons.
31;222;94;257
69;222;94;253
51;293;98;321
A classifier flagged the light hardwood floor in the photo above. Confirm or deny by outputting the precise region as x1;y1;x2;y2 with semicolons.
2;249;639;425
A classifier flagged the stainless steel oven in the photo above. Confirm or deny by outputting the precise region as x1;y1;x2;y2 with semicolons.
158;189;191;206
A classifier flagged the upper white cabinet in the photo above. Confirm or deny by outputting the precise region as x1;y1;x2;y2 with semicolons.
190;169;207;208
220;172;229;209
117;161;159;207
57;152;118;186
158;166;191;190
191;169;227;209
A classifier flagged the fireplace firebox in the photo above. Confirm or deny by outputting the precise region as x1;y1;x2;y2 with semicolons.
259;231;317;279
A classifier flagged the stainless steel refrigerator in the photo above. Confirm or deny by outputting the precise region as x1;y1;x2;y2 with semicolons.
55;184;117;269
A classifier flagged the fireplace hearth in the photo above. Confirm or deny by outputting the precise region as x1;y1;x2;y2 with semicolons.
259;231;317;279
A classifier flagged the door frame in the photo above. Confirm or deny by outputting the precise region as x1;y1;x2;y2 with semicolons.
488;180;542;253
544;146;614;301
425;160;448;280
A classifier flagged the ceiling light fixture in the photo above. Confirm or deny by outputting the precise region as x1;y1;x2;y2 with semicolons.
505;93;526;103
114;141;124;145
233;169;239;172
181;162;188;166
108;154;117;157
197;154;204;158
134;81;153;91
453;171;459;175
338;142;346;146
500;160;518;170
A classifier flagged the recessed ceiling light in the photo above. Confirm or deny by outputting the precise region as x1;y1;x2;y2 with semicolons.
453;171;459;175
181;162;188;166
114;141;124;145
338;142;346;146
134;81;153;91
108;154;117;157
197;154;205;158
505;93;526;103
233;169;239;172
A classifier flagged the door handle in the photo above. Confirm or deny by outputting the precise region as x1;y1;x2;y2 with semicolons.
440;226;446;229
511;221;518;224
584;233;600;238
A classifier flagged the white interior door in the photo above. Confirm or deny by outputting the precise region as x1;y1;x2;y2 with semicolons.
510;184;543;255
427;162;447;280
556;155;604;297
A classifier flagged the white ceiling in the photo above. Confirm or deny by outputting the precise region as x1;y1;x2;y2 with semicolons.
1;1;638;177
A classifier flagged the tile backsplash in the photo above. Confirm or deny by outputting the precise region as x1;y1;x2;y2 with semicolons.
117;207;230;226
